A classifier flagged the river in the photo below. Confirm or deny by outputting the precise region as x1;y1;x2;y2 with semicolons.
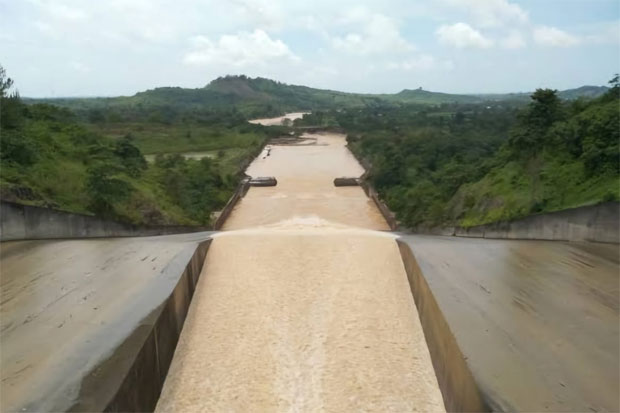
155;128;444;410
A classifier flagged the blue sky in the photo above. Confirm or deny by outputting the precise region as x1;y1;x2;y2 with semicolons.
0;0;618;96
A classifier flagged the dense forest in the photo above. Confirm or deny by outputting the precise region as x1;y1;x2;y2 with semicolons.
0;66;287;226
305;77;619;228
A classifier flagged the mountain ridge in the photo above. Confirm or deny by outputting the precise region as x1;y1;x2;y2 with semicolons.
24;75;610;118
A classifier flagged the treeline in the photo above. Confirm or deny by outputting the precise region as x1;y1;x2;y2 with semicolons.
0;65;273;226
327;78;619;228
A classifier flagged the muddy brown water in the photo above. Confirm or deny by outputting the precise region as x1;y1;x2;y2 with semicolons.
223;133;388;230
155;132;447;411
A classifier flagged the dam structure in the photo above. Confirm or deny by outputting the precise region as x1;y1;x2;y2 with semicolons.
0;114;617;412
155;131;448;411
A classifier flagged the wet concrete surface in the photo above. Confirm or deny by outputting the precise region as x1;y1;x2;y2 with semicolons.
399;234;620;412
0;232;212;412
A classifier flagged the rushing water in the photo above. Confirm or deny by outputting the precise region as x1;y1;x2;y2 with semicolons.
156;128;445;411
223;133;388;230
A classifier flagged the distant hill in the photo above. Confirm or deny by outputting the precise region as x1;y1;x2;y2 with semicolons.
24;76;609;118
386;88;483;104
557;85;609;99
476;85;609;102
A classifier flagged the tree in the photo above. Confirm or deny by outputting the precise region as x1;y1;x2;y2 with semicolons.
0;64;24;129
527;89;563;130
86;163;133;215
509;89;563;153
114;134;147;177
602;73;620;101
0;64;14;98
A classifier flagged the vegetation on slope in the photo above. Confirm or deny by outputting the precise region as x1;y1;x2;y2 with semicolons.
0;66;280;226
450;83;619;226
3;66;615;228
319;77;619;228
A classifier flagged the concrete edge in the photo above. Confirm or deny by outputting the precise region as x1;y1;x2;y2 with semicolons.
213;178;250;230
212;137;275;230
342;140;399;230
359;181;398;230
411;201;620;244
396;239;489;413
0;201;210;241
103;239;212;412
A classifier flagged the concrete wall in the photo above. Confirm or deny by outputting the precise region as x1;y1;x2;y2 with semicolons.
104;239;212;412
397;239;488;412
359;181;398;230
212;178;250;230
0;201;209;241
345;144;399;230
416;202;619;244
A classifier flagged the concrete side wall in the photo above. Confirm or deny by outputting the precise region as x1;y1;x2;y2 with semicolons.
358;181;398;230
105;239;212;412
213;178;250;230
346;146;399;230
0;201;208;241
416;202;620;244
397;239;488;412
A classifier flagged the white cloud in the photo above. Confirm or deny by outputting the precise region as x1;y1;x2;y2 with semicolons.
69;61;91;73
46;3;89;21
388;55;436;71
332;11;414;55
501;31;526;49
2;0;617;96
436;23;494;48
183;29;299;67
228;0;286;30
440;0;528;27
533;26;581;47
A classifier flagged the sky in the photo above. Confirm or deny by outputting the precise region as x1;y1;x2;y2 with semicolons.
1;0;618;97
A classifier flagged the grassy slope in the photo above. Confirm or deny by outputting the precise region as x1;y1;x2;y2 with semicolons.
450;157;619;226
0;109;271;226
447;94;620;226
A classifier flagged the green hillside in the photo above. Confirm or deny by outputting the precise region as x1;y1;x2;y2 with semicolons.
0;67;284;226
24;76;609;119
385;88;484;104
5;65;616;229
340;77;619;228
476;85;609;103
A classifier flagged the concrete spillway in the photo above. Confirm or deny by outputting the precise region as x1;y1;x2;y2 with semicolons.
0;233;213;412
155;132;448;411
156;226;444;411
1;118;617;412
400;235;620;412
